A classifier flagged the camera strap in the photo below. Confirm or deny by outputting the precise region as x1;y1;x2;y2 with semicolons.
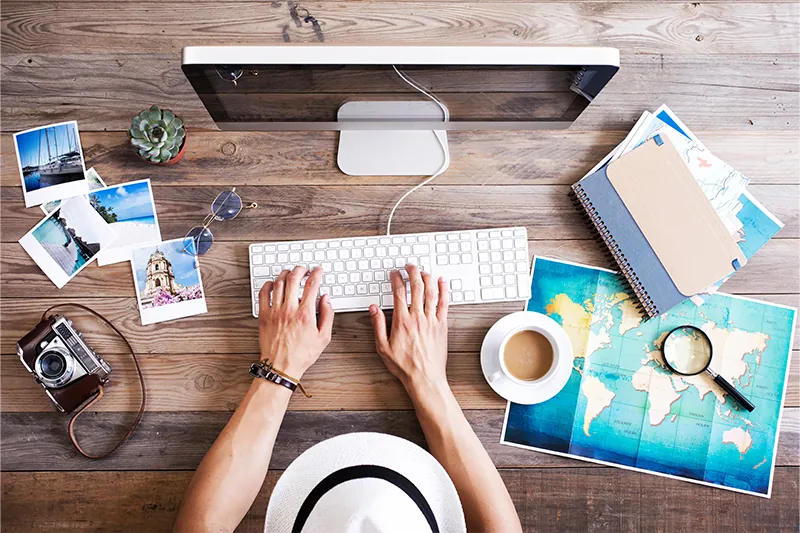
42;303;146;460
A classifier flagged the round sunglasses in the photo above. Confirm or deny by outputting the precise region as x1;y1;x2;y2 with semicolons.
183;188;257;255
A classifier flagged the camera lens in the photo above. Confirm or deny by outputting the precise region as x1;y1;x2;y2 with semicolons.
40;352;67;379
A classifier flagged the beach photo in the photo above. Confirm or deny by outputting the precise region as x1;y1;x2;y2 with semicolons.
130;238;207;325
89;179;162;265
41;167;106;215
14;121;89;207
19;196;117;288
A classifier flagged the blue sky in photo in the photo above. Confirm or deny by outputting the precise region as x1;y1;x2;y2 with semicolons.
89;181;155;222
132;240;201;290
16;123;81;168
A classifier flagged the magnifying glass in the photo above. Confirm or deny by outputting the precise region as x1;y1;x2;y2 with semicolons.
661;325;755;412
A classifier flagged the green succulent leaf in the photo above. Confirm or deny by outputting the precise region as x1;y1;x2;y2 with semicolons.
132;106;184;163
131;137;151;149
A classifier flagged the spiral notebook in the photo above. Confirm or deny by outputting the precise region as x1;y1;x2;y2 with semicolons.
572;135;746;317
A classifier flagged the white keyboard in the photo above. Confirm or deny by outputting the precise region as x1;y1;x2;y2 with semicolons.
249;226;531;317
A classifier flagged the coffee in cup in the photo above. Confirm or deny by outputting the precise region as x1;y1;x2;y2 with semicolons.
501;329;554;381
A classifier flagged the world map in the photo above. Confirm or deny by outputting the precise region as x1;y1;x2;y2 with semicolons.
501;257;796;496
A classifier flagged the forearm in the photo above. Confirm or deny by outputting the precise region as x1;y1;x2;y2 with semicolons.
174;379;291;533
407;377;522;533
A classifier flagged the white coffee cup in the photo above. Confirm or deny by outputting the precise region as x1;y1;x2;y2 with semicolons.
487;323;561;387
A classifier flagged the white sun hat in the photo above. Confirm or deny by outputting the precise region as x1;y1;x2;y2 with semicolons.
264;432;466;533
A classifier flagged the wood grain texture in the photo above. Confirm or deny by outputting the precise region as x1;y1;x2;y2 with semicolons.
3;468;798;533
1;240;798;300
3;130;799;186
3;349;798;412
1;185;798;244
2;294;799;357
2;409;797;470
2;53;798;131
2;3;798;56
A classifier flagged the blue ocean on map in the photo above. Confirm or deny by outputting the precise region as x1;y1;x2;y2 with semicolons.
503;257;796;496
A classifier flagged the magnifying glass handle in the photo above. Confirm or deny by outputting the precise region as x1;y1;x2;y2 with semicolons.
712;374;755;412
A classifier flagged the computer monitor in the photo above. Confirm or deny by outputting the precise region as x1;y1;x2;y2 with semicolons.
182;45;619;175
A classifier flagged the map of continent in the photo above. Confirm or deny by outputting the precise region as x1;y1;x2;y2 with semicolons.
502;257;796;497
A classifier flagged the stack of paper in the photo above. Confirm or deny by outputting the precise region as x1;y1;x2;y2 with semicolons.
580;105;783;305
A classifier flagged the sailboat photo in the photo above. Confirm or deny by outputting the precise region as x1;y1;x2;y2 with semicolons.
14;121;89;207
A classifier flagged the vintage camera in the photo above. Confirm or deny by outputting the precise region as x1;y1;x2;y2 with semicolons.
17;314;111;413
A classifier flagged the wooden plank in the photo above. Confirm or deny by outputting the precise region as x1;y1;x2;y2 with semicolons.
2;294;797;356
2;468;798;532
3;129;799;186
2;53;798;131
2;347;797;412
2;238;798;299
1;409;797;470
2;293;798;356
2;3;797;57
1;184;798;243
3;467;797;533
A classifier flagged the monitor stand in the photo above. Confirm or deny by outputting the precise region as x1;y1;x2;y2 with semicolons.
337;101;449;176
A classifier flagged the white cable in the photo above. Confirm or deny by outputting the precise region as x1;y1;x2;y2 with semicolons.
386;66;450;236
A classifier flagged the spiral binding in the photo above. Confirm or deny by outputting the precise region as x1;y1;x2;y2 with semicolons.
570;185;660;318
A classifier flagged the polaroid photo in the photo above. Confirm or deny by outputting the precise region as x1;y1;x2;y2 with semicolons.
89;179;163;266
19;196;118;288
130;238;208;325
14;121;90;208
41;167;107;215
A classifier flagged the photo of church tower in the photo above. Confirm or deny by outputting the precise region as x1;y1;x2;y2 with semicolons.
141;247;179;306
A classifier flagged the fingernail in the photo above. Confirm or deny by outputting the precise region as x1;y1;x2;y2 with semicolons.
369;305;377;315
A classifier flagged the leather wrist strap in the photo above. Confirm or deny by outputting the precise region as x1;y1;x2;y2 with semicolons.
42;303;146;460
250;363;297;392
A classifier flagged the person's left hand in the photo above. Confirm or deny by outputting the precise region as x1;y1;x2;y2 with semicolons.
257;266;334;378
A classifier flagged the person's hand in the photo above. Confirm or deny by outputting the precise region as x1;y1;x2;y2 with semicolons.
368;264;449;390
258;266;334;378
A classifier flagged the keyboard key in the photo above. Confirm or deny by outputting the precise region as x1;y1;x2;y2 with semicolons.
377;247;387;257
290;252;301;262
315;242;326;249
330;241;341;248
380;238;390;245
395;257;406;268
478;252;490;262
514;228;526;236
314;251;325;261
363;272;373;282
291;243;302;250
389;246;400;256
322;262;332;271
252;255;263;265
278;244;289;251
437;256;447;266
489;231;500;238
392;237;404;244
505;274;516;285
346;260;357;271
436;243;447;253
265;244;276;252
332;286;344;296
342;240;353;247
460;232;470;240
481;287;504;300
277;253;288;263
413;244;431;255
418;235;429;242
344;285;355;295
303;242;314;250
333;262;344;272
506;286;518;299
367;239;378;245
337;273;348;284
351;248;362;259
492;264;502;274
517;261;528;273
461;253;473;263
448;242;459;253
326;250;337;260
252;245;264;253
375;271;385;281
254;278;267;289
477;231;488;238
364;248;375;258
504;263;514;273
302;251;313;262
325;274;336;284
381;283;392;293
357;284;368;295
503;250;513;261
515;249;527;260
400;245;411;255
501;230;512;237
452;291;463;302
350;272;361;283
435;234;446;241
371;259;382;269
447;234;458;241
383;258;394;268
449;255;460;265
465;290;475;302
493;275;504;286
382;294;394;307
320;286;330;296
480;276;491;287
369;283;380;294
340;249;351;260
477;241;489;251
254;266;270;277
479;264;490;274
331;295;380;311
518;274;530;295
271;265;282;275
451;279;462;290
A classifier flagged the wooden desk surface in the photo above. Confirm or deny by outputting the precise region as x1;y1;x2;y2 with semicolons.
1;1;798;531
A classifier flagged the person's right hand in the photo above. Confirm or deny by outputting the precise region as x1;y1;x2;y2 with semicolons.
368;264;449;390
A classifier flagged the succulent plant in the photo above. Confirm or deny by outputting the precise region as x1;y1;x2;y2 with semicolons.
129;105;185;163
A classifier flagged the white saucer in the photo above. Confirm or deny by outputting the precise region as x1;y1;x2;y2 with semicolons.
480;311;573;405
